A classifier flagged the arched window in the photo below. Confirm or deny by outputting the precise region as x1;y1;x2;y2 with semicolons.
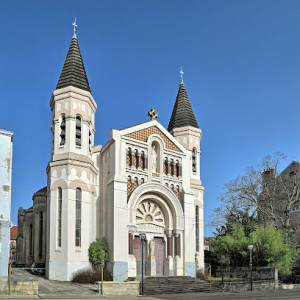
39;211;43;257
192;148;197;173
57;188;62;248
75;188;82;247
76;115;82;147
175;161;179;177
195;206;199;252
126;148;131;167
140;152;145;170
134;150;139;168
89;128;92;153
127;176;132;195
134;177;138;188
60;114;66;146
175;185;180;198
164;159;168;175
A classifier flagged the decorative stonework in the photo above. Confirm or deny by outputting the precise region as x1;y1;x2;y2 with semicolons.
126;126;182;152
136;201;165;225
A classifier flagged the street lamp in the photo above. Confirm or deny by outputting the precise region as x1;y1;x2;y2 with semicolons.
248;245;254;291
139;233;146;295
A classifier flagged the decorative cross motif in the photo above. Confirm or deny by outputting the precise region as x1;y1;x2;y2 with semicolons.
148;108;158;120
72;17;78;38
180;65;184;83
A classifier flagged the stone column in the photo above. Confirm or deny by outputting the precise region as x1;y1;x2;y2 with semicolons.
144;154;148;170
131;152;135;168
178;163;182;177
137;151;141;169
164;232;174;276
167;161;171;176
174;233;183;276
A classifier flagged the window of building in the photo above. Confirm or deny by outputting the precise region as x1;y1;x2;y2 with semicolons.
89;128;92;153
192;148;197;173
75;188;82;247
76;115;82;147
39;211;43;257
60;114;66;146
195;206;199;252
30;224;33;256
57;187;62;248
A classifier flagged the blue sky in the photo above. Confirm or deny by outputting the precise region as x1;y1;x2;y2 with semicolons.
2;1;300;236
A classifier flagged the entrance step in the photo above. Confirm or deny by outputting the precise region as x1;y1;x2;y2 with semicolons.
126;276;222;295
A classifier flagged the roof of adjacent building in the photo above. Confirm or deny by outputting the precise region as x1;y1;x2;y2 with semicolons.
168;82;199;132
10;225;17;240
56;37;91;93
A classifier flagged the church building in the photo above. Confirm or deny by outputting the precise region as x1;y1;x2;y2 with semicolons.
17;25;204;282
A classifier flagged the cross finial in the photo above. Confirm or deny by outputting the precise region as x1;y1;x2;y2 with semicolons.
72;17;78;38
180;65;184;83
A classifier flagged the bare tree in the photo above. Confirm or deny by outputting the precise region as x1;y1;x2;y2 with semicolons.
211;152;300;232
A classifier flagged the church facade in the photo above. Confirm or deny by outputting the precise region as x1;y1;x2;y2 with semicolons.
17;31;204;282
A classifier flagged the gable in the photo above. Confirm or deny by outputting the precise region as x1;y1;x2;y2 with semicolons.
125;126;182;152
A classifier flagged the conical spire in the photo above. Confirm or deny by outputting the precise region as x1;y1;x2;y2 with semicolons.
168;82;199;132
56;37;91;93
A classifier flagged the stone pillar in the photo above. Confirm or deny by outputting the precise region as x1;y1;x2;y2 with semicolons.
144;155;148;170
137;151;141;169
178;163;182;177
167;161;171;175
131;152;135;168
174;233;183;276
164;233;174;276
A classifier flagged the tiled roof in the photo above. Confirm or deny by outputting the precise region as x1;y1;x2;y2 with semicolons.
168;82;199;132
56;37;91;92
36;186;47;193
10;226;18;240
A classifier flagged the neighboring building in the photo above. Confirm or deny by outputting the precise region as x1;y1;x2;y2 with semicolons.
18;28;204;281
10;225;17;265
258;162;300;243
16;187;47;267
0;129;13;280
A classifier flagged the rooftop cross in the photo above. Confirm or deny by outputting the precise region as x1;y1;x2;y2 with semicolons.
72;17;78;38
180;65;184;83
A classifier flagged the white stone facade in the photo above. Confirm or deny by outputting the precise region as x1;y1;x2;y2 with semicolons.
44;82;204;281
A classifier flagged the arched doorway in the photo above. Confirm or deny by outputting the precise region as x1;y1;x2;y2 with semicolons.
127;182;184;277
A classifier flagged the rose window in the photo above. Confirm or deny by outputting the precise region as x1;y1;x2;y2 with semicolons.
136;201;164;224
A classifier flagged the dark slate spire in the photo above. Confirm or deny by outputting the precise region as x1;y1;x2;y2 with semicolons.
56;37;91;93
168;82;199;131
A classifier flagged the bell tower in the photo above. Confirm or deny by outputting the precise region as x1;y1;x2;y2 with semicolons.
168;68;204;272
46;22;98;281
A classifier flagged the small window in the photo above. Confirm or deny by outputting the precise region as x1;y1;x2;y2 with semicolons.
76;116;82;147
192;148;197;173
60;114;66;146
39;211;43;257
57;188;62;247
89;128;92;153
75;188;82;247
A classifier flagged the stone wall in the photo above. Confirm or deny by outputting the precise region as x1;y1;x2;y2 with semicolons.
217;280;278;292
96;281;139;295
216;266;278;281
0;280;38;295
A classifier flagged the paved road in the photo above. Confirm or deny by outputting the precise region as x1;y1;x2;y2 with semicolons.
1;290;300;300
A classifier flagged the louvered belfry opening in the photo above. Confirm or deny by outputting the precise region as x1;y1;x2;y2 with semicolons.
56;37;91;93
168;82;198;132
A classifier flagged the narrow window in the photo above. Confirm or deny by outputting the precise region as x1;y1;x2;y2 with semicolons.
76;116;82;147
192;148;197;173
39;211;43;257
60;114;66;146
127;176;132;195
30;224;33;256
57;188;62;248
89;128;92;153
195;206;199;252
75;188;82;247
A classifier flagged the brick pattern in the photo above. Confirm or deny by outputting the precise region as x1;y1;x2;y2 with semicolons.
126;126;181;152
134;177;138;188
140;155;144;169
126;151;130;167
175;186;180;198
163;161;167;175
127;176;132;195
133;153;137;168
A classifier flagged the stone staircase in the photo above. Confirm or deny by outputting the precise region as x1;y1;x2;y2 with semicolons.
127;276;222;295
